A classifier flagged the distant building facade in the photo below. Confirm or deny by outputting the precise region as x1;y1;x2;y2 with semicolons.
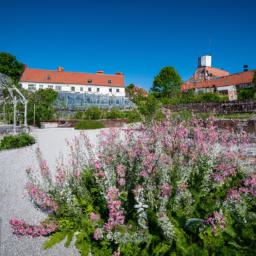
20;66;126;97
182;55;255;101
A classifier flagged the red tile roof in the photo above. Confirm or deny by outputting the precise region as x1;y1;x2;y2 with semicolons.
202;66;230;77
182;70;255;91
190;66;229;81
20;67;125;87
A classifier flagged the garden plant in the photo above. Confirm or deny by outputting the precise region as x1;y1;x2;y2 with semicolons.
9;117;256;255
0;133;35;151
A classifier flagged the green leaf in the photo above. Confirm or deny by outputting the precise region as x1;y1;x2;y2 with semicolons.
64;231;74;247
43;232;67;249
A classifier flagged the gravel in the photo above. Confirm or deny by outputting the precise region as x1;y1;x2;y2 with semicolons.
0;127;104;256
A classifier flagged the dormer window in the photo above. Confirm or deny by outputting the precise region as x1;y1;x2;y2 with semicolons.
88;79;92;83
47;75;51;80
108;80;112;84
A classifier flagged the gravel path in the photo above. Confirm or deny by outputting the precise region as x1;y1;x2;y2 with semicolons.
0;128;103;256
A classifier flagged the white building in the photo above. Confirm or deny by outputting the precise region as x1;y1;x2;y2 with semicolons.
20;66;126;97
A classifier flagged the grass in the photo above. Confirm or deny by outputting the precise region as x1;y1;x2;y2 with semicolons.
0;133;35;151
75;120;105;130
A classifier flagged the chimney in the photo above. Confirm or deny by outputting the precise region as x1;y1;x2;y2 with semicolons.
96;70;104;74
198;55;212;67
115;72;123;75
57;67;64;72
243;64;248;72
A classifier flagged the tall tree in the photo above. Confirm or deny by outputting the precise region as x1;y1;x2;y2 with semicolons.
0;52;24;83
151;66;182;97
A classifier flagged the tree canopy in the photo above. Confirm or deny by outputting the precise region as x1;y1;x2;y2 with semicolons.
0;52;24;83
151;66;182;97
24;89;58;126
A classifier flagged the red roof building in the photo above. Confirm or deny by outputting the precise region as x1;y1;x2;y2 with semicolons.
20;66;126;96
181;55;255;101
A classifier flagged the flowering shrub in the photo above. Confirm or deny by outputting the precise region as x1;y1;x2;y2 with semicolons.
10;118;256;255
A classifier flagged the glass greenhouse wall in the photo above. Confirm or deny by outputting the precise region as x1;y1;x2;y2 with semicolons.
55;92;135;110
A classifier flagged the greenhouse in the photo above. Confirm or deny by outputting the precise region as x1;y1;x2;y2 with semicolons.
55;92;135;110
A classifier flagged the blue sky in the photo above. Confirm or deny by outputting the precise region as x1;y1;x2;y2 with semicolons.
0;0;255;89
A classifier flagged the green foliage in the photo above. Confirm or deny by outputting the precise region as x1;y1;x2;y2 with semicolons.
105;108;125;119
75;120;105;130
151;67;182;98
125;110;141;123
165;91;228;105
17;121;256;255
0;133;35;150
125;84;135;98
43;232;67;249
84;107;102;120
137;94;162;123
25;89;58;126
72;107;141;124
74;111;84;120
238;88;255;100
0;52;24;82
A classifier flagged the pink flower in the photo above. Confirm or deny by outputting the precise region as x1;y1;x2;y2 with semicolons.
39;159;50;178
95;162;102;170
118;178;126;186
139;170;148;178
161;183;172;197
104;187;125;231
96;171;105;178
90;212;100;222
93;228;103;240
26;182;58;212
228;189;241;201
116;164;126;177
9;218;57;237
205;211;225;235
55;165;65;184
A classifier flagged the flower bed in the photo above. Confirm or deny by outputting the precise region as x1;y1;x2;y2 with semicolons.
10;119;256;255
0;133;35;151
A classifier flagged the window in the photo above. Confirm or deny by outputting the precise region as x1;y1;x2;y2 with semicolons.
71;86;75;92
39;84;44;89
48;85;53;89
80;87;83;92
109;88;112;93
116;88;120;93
88;87;92;92
88;79;92;83
55;85;62;91
28;84;36;91
108;80;112;84
97;88;100;92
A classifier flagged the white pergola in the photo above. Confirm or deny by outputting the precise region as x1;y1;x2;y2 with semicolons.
0;73;28;134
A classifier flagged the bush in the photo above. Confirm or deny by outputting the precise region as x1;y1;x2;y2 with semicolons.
0;133;35;150
10;119;256;255
75;120;105;130
105;108;125;119
84;107;102;120
137;94;162;122
165;91;229;105
238;88;255;100
124;110;141;123
74;111;84;120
